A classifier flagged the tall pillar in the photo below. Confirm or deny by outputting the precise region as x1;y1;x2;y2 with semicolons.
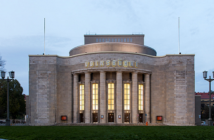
73;74;78;123
132;72;138;123
145;73;150;123
100;71;106;123
85;72;91;123
116;71;122;123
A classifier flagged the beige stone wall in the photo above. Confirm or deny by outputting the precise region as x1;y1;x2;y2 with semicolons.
132;72;138;123
29;56;57;125
29;52;195;125
72;74;78;123
100;71;106;123
116;71;123;123
85;72;91;123
145;74;150;123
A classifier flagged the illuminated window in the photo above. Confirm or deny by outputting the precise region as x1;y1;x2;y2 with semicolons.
92;83;98;110
80;84;84;110
124;84;130;110
108;83;114;110
138;84;143;110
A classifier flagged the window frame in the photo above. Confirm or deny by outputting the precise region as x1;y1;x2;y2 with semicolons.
79;84;85;111
123;83;131;110
138;84;144;111
92;83;99;110
107;83;115;110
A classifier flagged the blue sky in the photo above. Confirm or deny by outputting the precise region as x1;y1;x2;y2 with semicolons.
0;0;214;95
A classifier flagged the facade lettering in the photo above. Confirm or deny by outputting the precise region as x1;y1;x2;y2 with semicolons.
85;60;138;68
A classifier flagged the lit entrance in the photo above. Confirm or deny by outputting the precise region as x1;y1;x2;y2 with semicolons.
93;113;98;122
80;113;84;123
139;114;143;123
124;113;130;122
108;113;114;122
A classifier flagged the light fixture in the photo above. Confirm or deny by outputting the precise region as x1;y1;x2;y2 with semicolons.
202;71;214;126
203;71;207;79
1;71;5;79
9;71;15;79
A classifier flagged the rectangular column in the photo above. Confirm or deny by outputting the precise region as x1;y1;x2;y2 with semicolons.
132;72;138;123
145;74;150;123
85;72;91;123
73;74;78;123
116;71;122;123
100;71;106;123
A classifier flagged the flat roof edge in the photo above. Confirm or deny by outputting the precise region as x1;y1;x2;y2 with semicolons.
29;52;195;58
165;54;195;56
29;55;58;57
84;34;145;37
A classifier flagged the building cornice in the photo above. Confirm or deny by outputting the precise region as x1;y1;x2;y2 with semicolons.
71;67;152;74
29;51;195;58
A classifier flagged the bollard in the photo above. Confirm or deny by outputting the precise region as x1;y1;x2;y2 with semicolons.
146;122;148;126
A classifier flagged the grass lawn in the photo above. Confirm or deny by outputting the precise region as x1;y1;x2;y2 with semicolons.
0;126;214;140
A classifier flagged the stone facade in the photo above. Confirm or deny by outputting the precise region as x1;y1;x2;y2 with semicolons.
27;34;195;126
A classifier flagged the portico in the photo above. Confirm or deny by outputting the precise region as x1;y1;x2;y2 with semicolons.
72;68;151;124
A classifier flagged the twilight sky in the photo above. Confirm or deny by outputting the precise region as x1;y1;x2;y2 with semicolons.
0;0;214;95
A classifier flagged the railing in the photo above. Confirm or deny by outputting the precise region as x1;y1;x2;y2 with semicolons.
0;120;28;126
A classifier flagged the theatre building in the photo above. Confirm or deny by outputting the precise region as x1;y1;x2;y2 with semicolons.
27;34;195;126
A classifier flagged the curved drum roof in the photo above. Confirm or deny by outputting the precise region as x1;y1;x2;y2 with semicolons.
69;42;157;56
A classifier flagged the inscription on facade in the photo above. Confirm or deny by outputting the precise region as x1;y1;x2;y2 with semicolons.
85;60;138;68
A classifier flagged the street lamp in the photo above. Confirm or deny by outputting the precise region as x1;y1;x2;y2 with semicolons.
203;71;214;126
0;70;15;126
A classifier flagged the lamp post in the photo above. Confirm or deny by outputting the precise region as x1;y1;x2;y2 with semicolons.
0;71;15;126
203;71;214;126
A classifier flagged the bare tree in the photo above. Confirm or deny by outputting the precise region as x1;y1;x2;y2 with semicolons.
0;56;5;71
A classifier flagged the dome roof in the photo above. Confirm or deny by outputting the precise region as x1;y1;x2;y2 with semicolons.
69;42;156;56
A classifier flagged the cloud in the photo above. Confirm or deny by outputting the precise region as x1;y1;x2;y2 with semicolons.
1;0;214;93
